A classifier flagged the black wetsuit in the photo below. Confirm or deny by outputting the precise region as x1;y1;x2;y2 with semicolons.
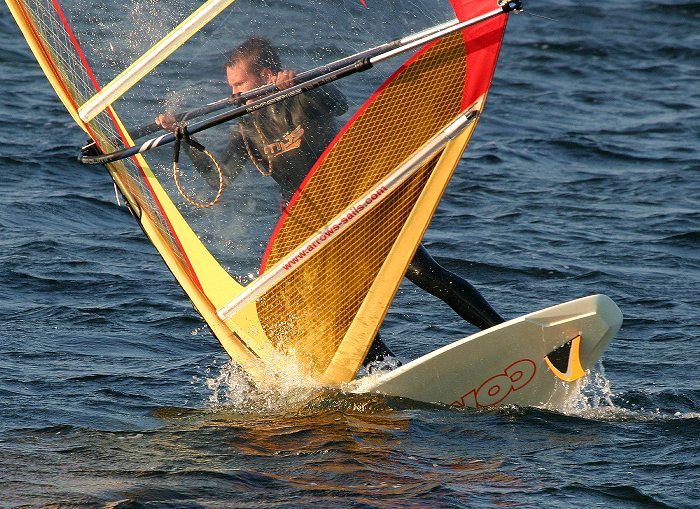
189;85;348;202
188;85;503;364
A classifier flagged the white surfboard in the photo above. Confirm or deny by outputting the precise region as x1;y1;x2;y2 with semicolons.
354;294;622;410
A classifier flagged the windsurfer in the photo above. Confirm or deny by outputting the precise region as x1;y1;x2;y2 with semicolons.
157;36;504;365
157;36;348;203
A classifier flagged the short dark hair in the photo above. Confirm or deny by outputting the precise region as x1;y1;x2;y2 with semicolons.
226;36;281;75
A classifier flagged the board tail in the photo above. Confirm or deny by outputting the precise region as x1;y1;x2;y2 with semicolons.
357;295;622;410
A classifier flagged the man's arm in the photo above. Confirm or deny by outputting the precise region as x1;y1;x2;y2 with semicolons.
299;83;348;118
156;112;247;188
183;130;247;188
272;70;348;118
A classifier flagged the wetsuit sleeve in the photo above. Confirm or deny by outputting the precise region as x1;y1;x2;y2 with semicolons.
183;130;247;188
298;83;348;118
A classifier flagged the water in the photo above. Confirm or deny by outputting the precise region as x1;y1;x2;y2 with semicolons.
1;1;699;507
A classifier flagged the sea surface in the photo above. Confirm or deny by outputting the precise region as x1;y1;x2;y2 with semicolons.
1;1;699;507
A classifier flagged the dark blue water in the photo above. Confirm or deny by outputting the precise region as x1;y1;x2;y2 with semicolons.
2;2;699;507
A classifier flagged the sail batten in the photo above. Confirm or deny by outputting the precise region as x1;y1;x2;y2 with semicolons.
77;0;239;122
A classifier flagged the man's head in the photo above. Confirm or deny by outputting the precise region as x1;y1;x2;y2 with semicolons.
226;36;281;96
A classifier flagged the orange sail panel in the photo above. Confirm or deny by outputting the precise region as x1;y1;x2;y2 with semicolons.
254;33;472;381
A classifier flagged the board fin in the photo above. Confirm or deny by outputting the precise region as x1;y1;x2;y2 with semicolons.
544;335;587;382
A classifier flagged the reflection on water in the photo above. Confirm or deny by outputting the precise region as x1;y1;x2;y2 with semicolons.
140;390;521;508
3;355;694;507
3;359;532;507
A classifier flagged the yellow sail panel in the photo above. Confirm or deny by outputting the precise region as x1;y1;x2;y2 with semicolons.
263;33;467;263
7;0;270;368
259;159;436;373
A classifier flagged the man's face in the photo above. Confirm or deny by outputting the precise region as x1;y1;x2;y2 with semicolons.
226;61;269;98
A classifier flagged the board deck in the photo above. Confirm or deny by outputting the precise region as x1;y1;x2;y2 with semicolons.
354;294;622;410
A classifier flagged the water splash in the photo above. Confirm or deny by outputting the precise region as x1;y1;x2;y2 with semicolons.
578;361;616;408
558;362;700;422
558;361;620;418
190;325;207;336
202;352;328;415
355;356;403;380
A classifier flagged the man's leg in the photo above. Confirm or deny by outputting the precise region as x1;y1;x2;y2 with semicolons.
363;334;396;365
405;244;504;330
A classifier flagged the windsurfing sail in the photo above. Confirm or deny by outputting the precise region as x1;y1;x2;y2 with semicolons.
6;0;516;383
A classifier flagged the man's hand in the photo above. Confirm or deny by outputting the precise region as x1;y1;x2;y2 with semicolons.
155;112;178;132
274;69;297;90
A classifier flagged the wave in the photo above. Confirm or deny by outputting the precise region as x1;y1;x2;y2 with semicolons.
649;1;700;17
537;483;678;509
549;362;700;423
658;231;700;246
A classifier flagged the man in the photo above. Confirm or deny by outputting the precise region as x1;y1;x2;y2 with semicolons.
159;36;348;203
160;36;504;365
